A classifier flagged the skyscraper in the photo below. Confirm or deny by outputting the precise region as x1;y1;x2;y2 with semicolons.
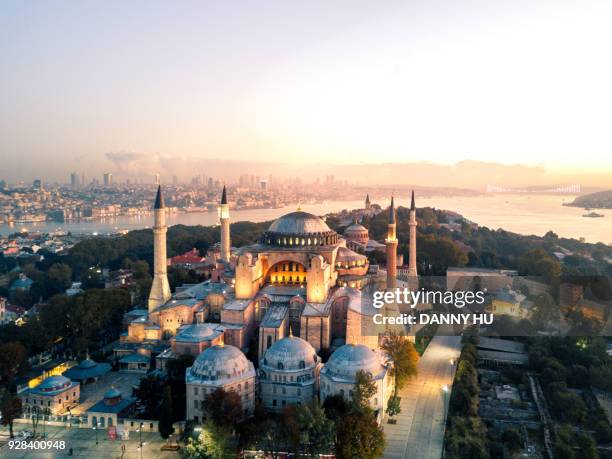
70;172;79;188
103;173;113;187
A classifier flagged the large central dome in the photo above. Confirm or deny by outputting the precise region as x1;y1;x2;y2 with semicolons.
262;211;339;247
268;211;331;234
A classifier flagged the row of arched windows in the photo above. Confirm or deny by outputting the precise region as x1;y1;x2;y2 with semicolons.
262;231;339;247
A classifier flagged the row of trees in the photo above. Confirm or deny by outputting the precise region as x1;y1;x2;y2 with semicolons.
444;343;490;459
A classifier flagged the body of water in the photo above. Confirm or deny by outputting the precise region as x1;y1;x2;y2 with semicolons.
1;195;610;244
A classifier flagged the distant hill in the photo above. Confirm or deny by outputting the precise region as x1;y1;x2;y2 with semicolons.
566;190;612;209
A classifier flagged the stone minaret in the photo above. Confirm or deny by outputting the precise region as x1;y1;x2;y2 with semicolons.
385;196;398;290
148;185;171;312
365;194;371;210
408;190;419;290
219;185;231;264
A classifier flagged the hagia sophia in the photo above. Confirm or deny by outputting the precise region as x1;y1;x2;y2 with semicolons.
114;185;419;423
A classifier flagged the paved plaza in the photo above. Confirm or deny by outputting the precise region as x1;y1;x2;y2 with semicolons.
0;424;180;459
383;332;462;459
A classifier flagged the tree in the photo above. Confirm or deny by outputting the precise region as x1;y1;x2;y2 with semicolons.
386;395;401;417
381;333;419;392
0;342;26;388
575;433;599;459
352;370;377;412
295;403;335;458
136;374;165;418
159;385;175;439
531;293;559;326
204;388;242;429
336;411;385;459
501;427;522;452
1;394;23;438
322;394;350;422
183;421;233;459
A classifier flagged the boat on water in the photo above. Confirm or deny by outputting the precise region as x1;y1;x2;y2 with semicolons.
582;211;604;218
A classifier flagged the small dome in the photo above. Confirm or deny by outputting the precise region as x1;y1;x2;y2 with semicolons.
104;388;121;399
268;211;331;235
78;359;97;369
36;375;72;392
344;223;368;234
174;323;222;343
322;344;386;381
262;336;318;371
189;345;254;383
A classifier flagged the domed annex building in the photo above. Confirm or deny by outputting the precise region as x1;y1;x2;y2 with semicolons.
86;388;135;428
259;335;322;412
20;375;80;415
186;344;256;423
320;344;393;422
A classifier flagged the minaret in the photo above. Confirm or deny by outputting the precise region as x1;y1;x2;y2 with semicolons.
385;196;398;290
365;194;371;210
408;190;419;290
219;185;231;264
148;185;171;312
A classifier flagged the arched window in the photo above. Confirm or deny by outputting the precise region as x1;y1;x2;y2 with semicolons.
267;336;272;349
278;362;284;370
299;361;305;369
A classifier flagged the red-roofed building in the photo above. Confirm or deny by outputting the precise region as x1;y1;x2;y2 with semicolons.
168;248;206;269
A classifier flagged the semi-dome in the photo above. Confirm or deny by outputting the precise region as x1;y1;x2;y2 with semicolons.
268;211;331;234
262;336;318;371
322;344;386;381
187;345;255;384
262;211;339;247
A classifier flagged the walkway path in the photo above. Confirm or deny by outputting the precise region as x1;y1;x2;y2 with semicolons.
383;333;462;459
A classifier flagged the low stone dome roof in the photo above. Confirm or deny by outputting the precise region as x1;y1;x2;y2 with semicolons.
104;388;121;399
174;323;222;343
77;359;97;369
188;345;254;384
262;336;319;371
268;211;331;235
35;375;73;393
344;223;368;234
322;344;386;381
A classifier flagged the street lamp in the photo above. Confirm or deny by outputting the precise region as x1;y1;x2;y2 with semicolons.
93;421;98;446
441;384;450;426
138;422;144;459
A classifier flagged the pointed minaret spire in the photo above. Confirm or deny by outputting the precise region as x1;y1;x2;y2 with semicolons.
148;185;171;312
388;196;396;224
154;184;164;209
219;186;231;264
408;189;419;290
385;196;398;290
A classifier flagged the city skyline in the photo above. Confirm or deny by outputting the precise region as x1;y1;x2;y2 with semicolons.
2;0;612;183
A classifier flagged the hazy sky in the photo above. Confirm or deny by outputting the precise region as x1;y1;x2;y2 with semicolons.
1;0;612;182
